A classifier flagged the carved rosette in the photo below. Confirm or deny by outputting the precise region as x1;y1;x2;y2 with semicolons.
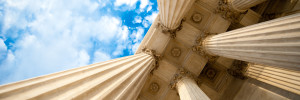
192;13;202;23
141;48;161;74
171;48;181;57
149;82;160;93
169;68;200;89
192;31;218;62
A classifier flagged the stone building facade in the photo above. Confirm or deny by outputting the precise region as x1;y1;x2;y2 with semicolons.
0;0;299;100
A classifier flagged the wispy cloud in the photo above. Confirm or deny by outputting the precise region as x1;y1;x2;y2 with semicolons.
0;39;7;61
130;27;144;53
0;0;157;85
114;0;138;7
140;0;149;10
142;11;158;27
93;50;111;64
133;16;142;23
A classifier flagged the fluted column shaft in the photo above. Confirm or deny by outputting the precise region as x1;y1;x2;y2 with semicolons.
246;64;300;95
204;13;300;69
176;77;210;100
230;0;267;11
229;0;267;11
0;53;154;100
157;0;195;29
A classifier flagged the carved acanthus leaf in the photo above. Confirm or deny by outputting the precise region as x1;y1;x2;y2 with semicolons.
214;0;246;23
169;68;200;89
141;47;161;74
192;31;218;62
227;60;248;80
157;19;185;39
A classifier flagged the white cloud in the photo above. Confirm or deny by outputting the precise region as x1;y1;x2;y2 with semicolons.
113;45;126;56
118;26;129;41
132;27;144;42
112;25;130;56
133;16;142;23
0;39;6;51
0;39;7;61
145;11;158;23
0;0;130;84
130;27;144;53
140;0;149;9
93;51;111;64
0;50;15;78
98;0;110;8
131;42;140;53
142;20;149;27
3;0;101;39
77;50;90;66
146;6;152;12
142;11;158;28
114;0;138;7
4;34;91;80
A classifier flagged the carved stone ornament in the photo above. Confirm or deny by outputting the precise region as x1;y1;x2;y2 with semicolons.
141;47;161;74
214;0;246;23
171;47;181;57
169;68;200;89
149;82;160;93
206;68;217;79
227;60;248;80
192;31;218;62
192;13;202;23
157;19;185;39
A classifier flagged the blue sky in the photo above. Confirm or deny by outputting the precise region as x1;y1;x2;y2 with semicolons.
0;0;158;85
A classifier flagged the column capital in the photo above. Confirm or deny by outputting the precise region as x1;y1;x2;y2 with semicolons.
169;68;200;89
172;68;211;100
157;18;185;39
228;60;248;80
141;48;161;74
192;31;218;62
223;0;248;12
157;0;195;36
214;0;245;22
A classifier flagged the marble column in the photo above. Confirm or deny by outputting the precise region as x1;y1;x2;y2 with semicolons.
229;0;267;12
0;53;155;100
177;77;210;100
157;0;195;29
203;13;300;69
246;64;300;95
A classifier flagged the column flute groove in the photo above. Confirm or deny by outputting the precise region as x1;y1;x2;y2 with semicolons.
203;13;300;70
0;53;155;100
157;0;195;29
229;0;267;12
246;64;300;95
157;0;195;38
177;78;210;100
